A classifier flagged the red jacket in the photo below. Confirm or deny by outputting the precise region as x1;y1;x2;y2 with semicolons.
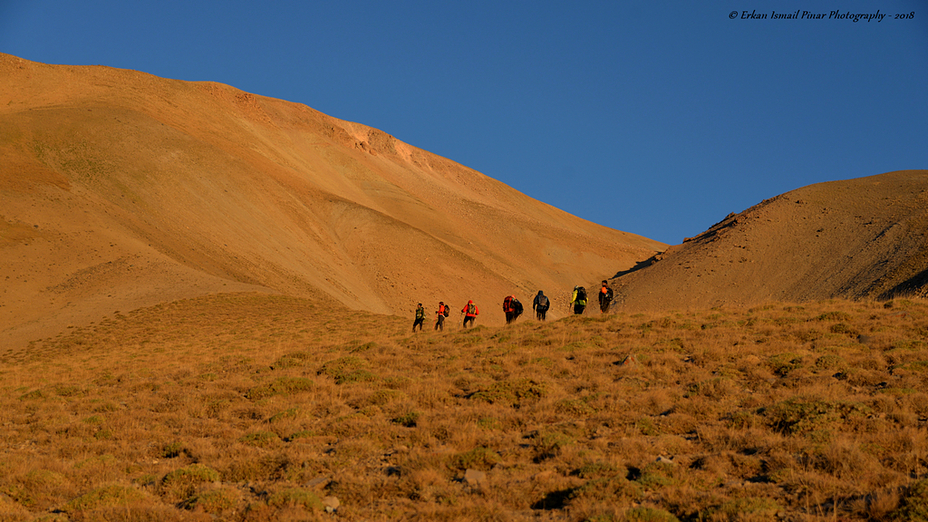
503;295;515;312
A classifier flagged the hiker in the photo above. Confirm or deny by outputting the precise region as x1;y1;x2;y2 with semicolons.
503;295;517;324
412;303;425;332
512;297;524;321
435;301;449;331
599;280;614;313
570;286;587;315
462;300;479;328
533;290;550;320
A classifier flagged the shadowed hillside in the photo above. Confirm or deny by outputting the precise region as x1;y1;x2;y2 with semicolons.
613;170;928;311
0;53;665;349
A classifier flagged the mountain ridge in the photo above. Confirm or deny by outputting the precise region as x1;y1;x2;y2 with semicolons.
1;53;664;349
612;169;928;310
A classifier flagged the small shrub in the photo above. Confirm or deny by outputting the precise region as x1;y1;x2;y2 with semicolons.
894;361;928;375
532;430;575;461
706;497;780;520
392;411;421;427
476;417;501;430
286;429;319;442
816;311;853;322
245;376;314;400
350;341;378;352
222;454;293;483
179;487;240;514
685;377;733;399
269;407;300;423
891;479;928;521
555;398;596;416
621;506;681;522
25;468;67;490
318;356;376;384
635;461;678;490
726;410;759;430
366;389;402;406
762;398;870;435
569;476;644;505
63;484;148;513
382;376;412;389
18;389;44;400
54;385;83;397
450;447;502;471
266;488;323;510
767;353;804;377
239;431;280;447
636;417;660;436
271;351;311;369
160;441;185;459
814;354;845;370
468;378;548;407
573;461;622;479
0;495;30;519
830;322;859;336
160;464;220;502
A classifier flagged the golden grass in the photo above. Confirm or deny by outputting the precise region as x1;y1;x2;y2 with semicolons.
2;293;928;520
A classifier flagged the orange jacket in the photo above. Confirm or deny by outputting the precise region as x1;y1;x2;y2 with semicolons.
462;301;479;317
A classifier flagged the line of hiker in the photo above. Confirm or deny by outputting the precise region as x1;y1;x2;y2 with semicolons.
411;281;613;332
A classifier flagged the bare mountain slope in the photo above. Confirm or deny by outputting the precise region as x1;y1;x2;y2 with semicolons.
0;54;665;348
613;170;928;310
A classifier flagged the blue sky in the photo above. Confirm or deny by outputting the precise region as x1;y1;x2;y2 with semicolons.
2;1;926;244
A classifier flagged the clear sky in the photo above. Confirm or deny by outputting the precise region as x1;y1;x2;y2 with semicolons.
2;1;926;245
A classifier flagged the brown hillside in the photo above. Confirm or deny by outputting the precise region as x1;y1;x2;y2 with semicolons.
0;53;665;348
612;170;928;310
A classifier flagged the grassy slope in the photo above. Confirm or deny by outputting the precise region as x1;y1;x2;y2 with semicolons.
2;295;928;521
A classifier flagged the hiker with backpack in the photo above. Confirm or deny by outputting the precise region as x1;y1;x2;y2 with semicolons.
413;303;425;332
570;286;587;315
435;301;449;331
503;295;517;324
512;297;523;321
533;291;550;320
599;280;614;313
462;300;479;328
